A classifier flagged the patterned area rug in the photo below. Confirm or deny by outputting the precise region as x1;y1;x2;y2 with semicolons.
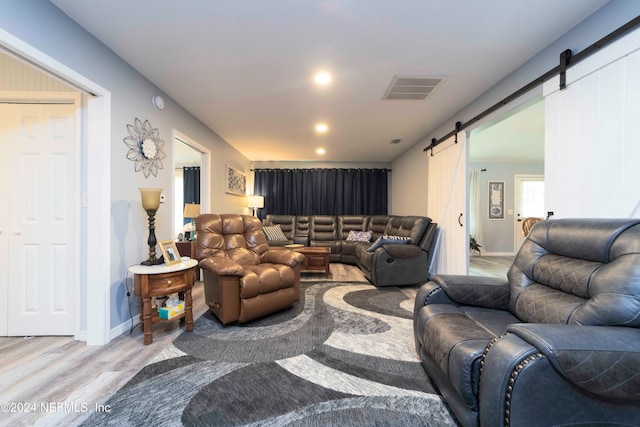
83;283;457;426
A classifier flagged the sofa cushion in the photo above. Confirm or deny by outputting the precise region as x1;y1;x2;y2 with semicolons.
386;216;430;245
263;224;288;242
367;235;410;252
346;230;373;242
509;219;640;327
309;215;337;241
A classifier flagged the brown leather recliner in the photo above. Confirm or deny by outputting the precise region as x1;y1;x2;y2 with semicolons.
195;214;305;324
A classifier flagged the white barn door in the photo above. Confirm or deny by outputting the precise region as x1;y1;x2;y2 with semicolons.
0;99;78;336
427;133;468;274
544;27;640;218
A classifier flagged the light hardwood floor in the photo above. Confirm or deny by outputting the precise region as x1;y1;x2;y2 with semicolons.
0;260;507;426
0;264;368;426
469;255;513;278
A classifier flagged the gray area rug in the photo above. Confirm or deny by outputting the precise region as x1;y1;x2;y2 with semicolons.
82;282;457;426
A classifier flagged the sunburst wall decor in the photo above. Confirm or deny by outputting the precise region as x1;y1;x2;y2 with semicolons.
123;118;166;178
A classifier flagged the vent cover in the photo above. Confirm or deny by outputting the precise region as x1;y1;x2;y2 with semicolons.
383;75;446;100
389;138;402;144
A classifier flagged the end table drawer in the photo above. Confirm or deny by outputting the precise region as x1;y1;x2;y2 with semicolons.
149;271;188;294
307;256;327;267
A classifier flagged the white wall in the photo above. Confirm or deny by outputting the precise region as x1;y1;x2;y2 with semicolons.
392;1;640;218
0;1;251;336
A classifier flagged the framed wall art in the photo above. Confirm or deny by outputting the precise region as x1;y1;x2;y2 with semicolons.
225;165;246;196
488;181;504;220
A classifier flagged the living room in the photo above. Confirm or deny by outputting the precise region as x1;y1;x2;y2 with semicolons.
1;1;640;425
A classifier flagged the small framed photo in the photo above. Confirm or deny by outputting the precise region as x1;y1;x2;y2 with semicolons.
159;240;181;266
225;165;246;196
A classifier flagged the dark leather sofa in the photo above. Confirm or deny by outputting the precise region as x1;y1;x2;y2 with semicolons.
413;218;640;427
264;214;439;286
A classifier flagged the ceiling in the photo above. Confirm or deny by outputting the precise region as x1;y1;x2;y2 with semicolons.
50;0;608;162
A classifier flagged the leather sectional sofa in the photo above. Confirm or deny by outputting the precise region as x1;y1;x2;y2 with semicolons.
413;218;640;426
263;214;439;287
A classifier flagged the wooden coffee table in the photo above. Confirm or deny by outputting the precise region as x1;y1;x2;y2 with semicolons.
287;246;331;277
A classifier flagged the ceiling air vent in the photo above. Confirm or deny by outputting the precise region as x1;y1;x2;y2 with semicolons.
389;138;402;144
383;75;446;101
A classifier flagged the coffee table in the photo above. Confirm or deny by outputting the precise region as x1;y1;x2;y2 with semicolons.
287;246;331;277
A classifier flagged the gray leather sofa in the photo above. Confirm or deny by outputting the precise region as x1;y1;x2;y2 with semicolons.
264;214;439;286
413;218;640;427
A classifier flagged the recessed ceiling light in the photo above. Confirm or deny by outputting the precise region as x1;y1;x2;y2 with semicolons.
316;148;326;155
315;123;328;133
314;72;332;85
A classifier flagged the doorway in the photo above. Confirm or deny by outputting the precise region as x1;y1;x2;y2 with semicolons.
1;29;112;344
514;175;544;249
172;130;211;238
467;98;544;271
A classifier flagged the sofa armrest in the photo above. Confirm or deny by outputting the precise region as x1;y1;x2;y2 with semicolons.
199;257;244;276
507;323;640;401
381;244;423;259
431;274;510;309
414;280;456;311
261;249;305;266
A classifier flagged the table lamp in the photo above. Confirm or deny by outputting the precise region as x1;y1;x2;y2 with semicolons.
139;188;163;265
183;203;201;241
247;195;264;217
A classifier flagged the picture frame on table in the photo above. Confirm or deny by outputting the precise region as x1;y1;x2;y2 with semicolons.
225;165;246;196
488;181;505;220
159;240;181;266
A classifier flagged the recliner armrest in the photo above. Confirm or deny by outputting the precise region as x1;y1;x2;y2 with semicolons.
432;274;510;309
507;323;640;401
199;257;244;276
381;244;423;258
261;249;305;266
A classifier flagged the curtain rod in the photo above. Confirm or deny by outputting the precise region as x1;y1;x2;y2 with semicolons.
424;15;640;154
251;168;392;172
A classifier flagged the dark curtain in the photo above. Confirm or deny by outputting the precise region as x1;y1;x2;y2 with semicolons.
253;168;388;220
183;166;200;224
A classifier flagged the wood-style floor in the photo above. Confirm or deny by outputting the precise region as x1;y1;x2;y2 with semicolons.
469;255;513;279
0;260;509;426
0;264;367;426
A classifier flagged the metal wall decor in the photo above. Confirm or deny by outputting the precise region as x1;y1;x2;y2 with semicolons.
225;165;246;196
124;118;166;178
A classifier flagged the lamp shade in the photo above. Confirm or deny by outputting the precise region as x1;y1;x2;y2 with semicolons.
139;188;162;211
247;195;264;208
183;203;201;219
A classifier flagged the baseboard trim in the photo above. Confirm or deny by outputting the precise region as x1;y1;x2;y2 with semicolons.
111;318;136;340
480;252;516;257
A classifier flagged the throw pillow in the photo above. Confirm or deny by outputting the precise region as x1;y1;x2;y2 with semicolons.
263;224;288;241
367;235;410;252
346;230;374;242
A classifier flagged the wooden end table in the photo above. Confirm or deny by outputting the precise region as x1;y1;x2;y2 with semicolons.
129;259;197;345
288;246;331;277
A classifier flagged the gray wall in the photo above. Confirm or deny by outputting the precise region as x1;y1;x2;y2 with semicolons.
391;1;640;217
469;162;544;254
0;1;251;333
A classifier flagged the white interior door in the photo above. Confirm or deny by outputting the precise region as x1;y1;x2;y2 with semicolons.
427;132;468;275
514;175;544;249
0;101;77;336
